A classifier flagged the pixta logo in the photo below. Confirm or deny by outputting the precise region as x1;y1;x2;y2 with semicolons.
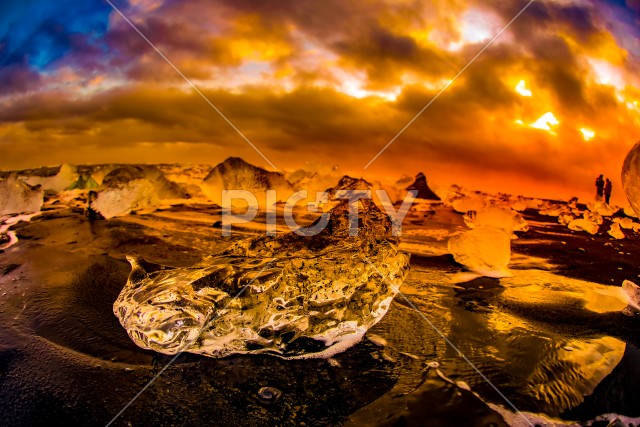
221;190;418;237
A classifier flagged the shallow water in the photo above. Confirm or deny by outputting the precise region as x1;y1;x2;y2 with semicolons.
1;206;640;426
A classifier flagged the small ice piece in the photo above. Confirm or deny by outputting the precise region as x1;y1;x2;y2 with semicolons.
583;211;603;225
539;203;568;217
567;218;599;235
367;334;387;347
257;387;282;403
0;176;44;216
448;227;512;279
92;179;160;219
586;201;618;217
464;207;529;236
608;223;625;240
558;213;574;226
614;217;640;232
451;196;486;214
327;358;341;367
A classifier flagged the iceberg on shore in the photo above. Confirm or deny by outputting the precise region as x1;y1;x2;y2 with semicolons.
113;198;410;358
0;176;44;216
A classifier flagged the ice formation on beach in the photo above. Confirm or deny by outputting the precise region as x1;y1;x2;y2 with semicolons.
463;207;528;237
583;210;603;225
539;202;568;217
0;176;44;216
25;163;78;193
558;213;575;226
451;196;486;213
113;198;410;358
567;218;600;235
201;157;293;207
92;179;160;219
608;223;625;239
447;227;512;279
102;165;187;200
586;201;618;217
614;217;640;232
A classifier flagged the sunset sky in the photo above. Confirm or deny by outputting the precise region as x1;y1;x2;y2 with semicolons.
1;0;639;203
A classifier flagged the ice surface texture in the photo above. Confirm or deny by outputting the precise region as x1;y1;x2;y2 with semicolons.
113;199;410;358
448;227;512;279
622;141;640;213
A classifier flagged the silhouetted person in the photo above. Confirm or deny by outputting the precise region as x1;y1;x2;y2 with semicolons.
604;178;612;205
595;174;605;201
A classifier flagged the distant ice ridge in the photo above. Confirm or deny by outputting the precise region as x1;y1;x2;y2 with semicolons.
201;157;294;207
113;196;410;358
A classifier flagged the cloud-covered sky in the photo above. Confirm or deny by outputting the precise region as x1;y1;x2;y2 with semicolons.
0;0;639;203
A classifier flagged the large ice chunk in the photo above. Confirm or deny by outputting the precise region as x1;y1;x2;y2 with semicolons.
92;179;160;219
448;227;512;279
102;165;187;200
113;198;410;358
567;218;599;235
0;176;44;216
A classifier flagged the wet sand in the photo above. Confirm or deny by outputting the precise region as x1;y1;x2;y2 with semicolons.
1;204;640;426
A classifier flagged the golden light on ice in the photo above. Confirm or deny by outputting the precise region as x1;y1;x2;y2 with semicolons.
530;112;560;133
515;80;532;97
580;128;596;141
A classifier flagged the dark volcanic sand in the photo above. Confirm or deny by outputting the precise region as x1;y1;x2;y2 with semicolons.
1;204;640;426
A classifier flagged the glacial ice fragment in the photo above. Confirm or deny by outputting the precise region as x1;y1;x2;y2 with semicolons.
567;218;599;235
608;223;625;240
92;179;160;219
614;217;640;232
0;176;44;216
463;207;528;237
448;227;512;279
451;196;486;214
201;157;294;207
113;198;410;358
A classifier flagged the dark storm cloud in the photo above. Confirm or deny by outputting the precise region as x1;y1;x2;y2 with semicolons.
0;0;638;204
